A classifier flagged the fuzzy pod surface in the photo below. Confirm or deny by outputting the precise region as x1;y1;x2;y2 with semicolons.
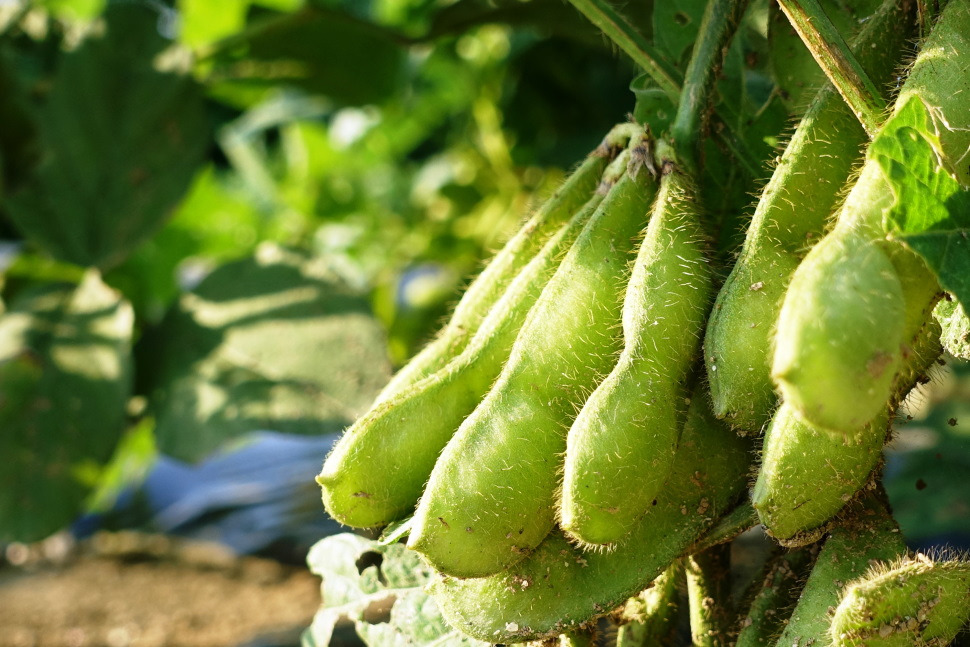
771;0;970;436
830;554;970;647
560;142;713;547
776;496;906;647
754;318;942;543
374;124;637;404
317;188;607;527
705;0;913;435
407;133;660;578
426;392;751;642
772;230;906;435
733;546;817;647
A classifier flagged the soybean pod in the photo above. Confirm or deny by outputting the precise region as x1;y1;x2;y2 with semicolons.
426;392;751;643
831;553;970;646
734;546;817;647
317;167;614;527
375;123;637;404
408;132;659;578
704;0;914;435
561;141;713;547
775;495;906;647
772;0;970;435
753;316;942;544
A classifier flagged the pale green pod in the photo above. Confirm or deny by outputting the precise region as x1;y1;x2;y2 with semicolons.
407;133;659;578
705;0;914;435
770;0;970;436
772;230;906;435
776;496;906;647
831;554;970;647
616;563;682;647
374;123;638;404
561;142;713;547
426;393;751;643
317;188;607;528
752;401;889;545
754;318;942;544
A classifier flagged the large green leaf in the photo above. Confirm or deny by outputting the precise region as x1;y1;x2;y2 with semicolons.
872;97;970;309
0;272;133;542
213;7;407;107
302;533;488;647
147;244;391;462
652;0;708;66
3;4;209;270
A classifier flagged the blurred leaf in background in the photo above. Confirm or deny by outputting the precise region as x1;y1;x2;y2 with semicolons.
143;244;391;462
0;271;133;542
4;3;210;270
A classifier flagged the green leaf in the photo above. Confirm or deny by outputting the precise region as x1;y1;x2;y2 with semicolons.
630;73;676;135
0;271;133;542
934;297;970;360
652;0;708;65
178;0;252;48
4;3;210;270
215;7;407;107
146;244;391;462
302;533;488;647
871;96;970;309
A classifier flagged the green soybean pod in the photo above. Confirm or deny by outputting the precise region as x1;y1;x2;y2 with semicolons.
374;123;639;404
616;563;682;647
734;546;817;647
317;186;609;528
831;554;970;647
704;0;914;435
407;133;659;579
776;495;906;647
426;392;751;643
561;141;713;547
772;231;906;435
772;0;970;436
754;318;942;544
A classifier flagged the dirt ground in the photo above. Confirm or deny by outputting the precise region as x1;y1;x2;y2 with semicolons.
0;532;323;647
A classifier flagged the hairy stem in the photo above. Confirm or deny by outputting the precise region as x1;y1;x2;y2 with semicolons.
565;0;682;102
672;0;751;170
687;543;734;647
775;0;887;136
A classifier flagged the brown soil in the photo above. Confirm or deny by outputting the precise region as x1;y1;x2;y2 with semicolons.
0;532;322;647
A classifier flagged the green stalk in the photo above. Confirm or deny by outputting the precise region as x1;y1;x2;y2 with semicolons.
672;0;751;170
567;0;761;177
565;0;682;102
691;502;759;553
686;544;734;647
775;0;887;136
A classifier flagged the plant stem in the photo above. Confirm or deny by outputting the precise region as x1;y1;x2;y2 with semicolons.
567;0;761;177
566;0;683;103
672;0;751;171
691;502;759;553
686;543;734;647
775;0;887;137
